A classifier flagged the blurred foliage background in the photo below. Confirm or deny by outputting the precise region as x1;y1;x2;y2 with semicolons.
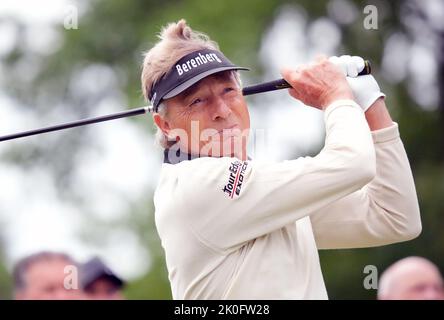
0;0;443;299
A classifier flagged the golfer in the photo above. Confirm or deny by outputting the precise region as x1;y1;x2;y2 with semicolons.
141;19;422;299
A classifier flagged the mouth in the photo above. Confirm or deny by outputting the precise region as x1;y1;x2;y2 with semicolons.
206;125;240;141
215;125;240;136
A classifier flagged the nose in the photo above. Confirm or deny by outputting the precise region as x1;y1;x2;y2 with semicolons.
210;96;232;121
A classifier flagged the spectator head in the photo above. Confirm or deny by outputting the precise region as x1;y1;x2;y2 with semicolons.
80;257;125;300
13;251;83;300
378;256;444;300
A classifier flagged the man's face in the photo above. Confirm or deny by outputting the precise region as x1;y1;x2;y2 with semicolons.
15;258;84;300
85;277;124;300
391;264;444;300
158;71;250;159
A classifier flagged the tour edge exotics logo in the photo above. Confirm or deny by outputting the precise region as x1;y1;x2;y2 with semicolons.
223;160;248;198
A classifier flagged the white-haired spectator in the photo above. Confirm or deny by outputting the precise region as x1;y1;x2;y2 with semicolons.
378;256;444;300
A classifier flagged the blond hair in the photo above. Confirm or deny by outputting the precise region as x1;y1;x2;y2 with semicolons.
141;19;220;102
141;19;221;148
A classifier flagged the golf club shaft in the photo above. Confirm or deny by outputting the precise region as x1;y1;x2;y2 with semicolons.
0;60;371;142
0;107;149;142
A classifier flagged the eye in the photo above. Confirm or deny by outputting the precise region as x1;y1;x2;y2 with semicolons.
189;98;203;107
223;87;235;94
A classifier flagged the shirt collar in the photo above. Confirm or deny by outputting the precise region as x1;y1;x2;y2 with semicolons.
163;147;251;165
163;148;199;164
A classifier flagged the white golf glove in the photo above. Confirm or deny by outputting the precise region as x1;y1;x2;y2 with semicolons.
329;55;385;112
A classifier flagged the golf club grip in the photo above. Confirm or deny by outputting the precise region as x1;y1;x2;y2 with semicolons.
242;60;371;96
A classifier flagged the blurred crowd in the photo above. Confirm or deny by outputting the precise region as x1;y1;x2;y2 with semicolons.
9;251;443;300
13;251;125;300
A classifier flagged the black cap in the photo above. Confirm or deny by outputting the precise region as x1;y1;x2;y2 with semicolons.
149;48;249;112
80;257;124;290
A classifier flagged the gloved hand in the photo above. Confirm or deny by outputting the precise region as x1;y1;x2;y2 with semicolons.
329;55;385;112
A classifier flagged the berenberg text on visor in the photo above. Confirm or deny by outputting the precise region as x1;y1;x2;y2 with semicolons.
175;52;223;76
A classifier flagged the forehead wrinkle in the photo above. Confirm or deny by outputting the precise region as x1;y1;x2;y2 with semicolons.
179;81;203;100
177;71;236;101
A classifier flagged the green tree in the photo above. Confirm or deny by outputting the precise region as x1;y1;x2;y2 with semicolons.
0;0;442;299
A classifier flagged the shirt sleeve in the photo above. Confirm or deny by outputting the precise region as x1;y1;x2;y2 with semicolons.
176;100;376;253
310;123;422;249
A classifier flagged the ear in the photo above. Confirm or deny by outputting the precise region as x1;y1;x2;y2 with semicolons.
153;113;171;136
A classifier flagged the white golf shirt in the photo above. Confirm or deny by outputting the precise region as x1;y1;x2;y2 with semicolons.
153;100;421;299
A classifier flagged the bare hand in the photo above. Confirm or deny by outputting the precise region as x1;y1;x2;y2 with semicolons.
281;56;355;110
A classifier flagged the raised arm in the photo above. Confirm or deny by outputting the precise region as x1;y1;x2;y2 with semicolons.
176;58;377;253
311;87;422;249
